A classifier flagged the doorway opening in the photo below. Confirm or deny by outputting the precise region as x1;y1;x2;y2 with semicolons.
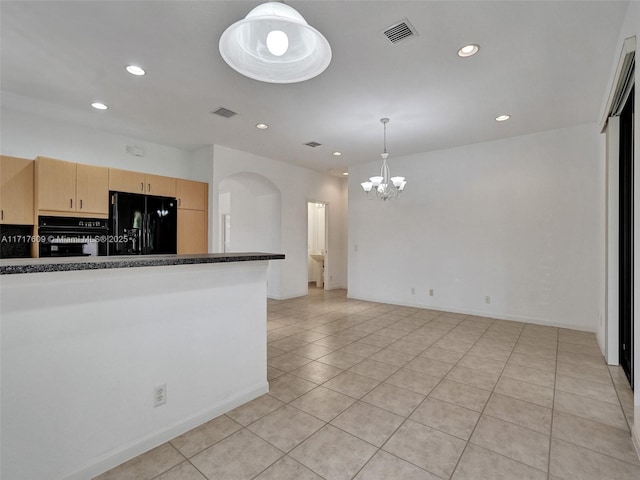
218;173;282;298
619;85;634;388
307;201;328;290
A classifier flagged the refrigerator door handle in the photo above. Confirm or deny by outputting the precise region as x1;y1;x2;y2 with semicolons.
140;213;146;254
142;213;149;255
145;213;151;254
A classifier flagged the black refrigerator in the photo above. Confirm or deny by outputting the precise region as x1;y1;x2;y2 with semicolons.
109;191;177;255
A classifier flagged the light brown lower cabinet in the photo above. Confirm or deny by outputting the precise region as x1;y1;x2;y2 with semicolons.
177;209;207;254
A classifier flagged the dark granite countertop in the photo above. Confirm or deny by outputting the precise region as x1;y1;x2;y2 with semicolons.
0;252;285;275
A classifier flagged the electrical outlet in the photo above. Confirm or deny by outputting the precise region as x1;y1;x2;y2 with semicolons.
411;287;415;295
484;296;491;304
154;384;167;407
429;289;434;296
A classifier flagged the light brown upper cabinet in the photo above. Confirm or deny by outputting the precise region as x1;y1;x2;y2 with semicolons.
108;168;145;194
36;157;109;216
109;168;176;197
76;164;109;215
0;156;34;225
176;179;207;210
145;173;176;198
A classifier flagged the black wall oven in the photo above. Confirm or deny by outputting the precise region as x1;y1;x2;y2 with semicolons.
38;216;109;257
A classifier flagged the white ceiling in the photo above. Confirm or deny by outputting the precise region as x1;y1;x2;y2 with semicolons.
0;1;629;174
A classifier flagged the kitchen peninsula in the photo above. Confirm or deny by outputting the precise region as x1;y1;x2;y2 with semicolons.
1;253;284;480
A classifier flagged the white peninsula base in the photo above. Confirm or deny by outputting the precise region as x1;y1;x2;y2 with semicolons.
1;260;270;480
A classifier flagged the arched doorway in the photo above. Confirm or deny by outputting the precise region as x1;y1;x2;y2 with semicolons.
218;172;282;298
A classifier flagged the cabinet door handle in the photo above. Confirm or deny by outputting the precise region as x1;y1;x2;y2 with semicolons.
1;209;4;220
140;182;144;192
148;183;151;192
178;198;181;207
80;199;83;209
70;199;73;209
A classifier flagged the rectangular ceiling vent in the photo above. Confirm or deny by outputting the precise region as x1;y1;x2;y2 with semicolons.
210;107;237;118
383;19;418;44
304;141;322;148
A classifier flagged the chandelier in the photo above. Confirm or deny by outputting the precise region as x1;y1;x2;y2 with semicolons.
361;118;406;200
219;2;332;84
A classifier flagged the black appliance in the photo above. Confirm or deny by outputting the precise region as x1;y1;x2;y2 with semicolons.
109;191;177;255
38;216;109;257
1;225;33;258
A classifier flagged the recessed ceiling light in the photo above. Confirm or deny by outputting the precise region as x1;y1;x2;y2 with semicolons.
91;102;108;110
495;114;511;122
457;44;479;57
332;151;342;156
126;65;146;76
255;123;269;129
342;172;349;176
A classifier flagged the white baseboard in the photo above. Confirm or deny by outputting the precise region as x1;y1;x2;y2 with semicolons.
347;293;596;333
63;382;269;480
632;422;640;464
268;291;308;301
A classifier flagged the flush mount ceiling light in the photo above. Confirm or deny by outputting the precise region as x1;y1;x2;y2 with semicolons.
496;114;511;122
91;102;108;110
126;65;146;76
219;2;332;83
332;151;342;156
457;44;479;57
361;118;407;201
256;123;269;129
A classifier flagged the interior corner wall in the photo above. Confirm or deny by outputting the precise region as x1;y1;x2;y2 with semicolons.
0;108;194;179
348;123;603;332
211;145;348;299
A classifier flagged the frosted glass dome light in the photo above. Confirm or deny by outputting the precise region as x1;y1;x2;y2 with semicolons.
219;2;332;83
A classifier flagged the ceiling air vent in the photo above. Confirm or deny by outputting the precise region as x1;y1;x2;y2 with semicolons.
383;19;417;44
304;141;322;148
210;107;237;118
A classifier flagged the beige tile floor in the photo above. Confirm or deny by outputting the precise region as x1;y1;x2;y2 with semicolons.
95;288;638;480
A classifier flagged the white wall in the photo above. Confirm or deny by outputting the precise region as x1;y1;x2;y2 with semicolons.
218;173;282;297
349;123;602;331
0;108;198;180
1;262;270;480
212;144;348;299
0;108;350;296
219;174;281;253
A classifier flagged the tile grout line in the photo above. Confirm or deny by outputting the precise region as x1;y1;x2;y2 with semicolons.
444;317;524;479
347;327;452;479
317;313;459;479
105;291;629;480
608;364;634;433
274;305;441;479
545;325;559;480
350;316;501;479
